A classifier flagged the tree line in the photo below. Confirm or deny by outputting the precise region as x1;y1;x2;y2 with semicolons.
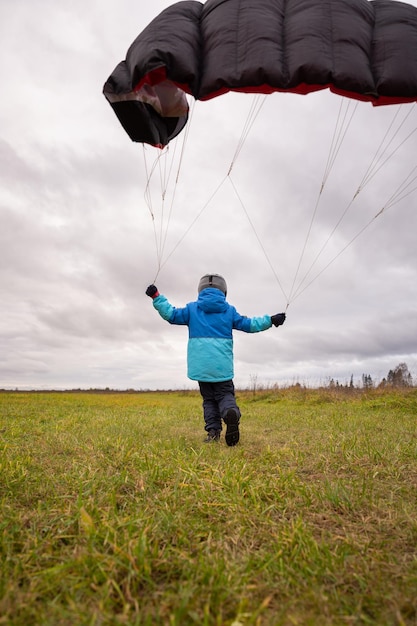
329;362;413;389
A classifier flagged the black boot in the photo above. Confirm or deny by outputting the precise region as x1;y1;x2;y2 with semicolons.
203;429;221;443
224;409;240;446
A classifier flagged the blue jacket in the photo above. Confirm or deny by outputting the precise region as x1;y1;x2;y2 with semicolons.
152;288;272;382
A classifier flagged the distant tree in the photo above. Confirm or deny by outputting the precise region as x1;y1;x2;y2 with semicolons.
249;374;258;396
349;374;354;389
386;363;413;387
362;373;373;389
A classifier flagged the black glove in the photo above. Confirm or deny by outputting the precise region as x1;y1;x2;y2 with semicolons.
271;313;286;327
146;284;159;299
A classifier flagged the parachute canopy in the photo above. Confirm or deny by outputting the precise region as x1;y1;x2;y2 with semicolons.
103;0;417;148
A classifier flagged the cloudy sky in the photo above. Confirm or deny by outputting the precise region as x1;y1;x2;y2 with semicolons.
2;0;417;390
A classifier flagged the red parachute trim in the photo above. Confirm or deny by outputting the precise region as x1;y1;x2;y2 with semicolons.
134;69;417;108
133;67;193;96
197;83;417;107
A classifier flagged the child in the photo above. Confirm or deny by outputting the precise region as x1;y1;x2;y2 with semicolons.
146;274;286;445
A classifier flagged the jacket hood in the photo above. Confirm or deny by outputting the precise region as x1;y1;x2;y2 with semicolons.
197;288;228;313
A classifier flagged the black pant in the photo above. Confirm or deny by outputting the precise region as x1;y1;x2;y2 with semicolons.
198;380;241;432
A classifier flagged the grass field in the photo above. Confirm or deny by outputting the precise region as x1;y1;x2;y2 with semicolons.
1;387;417;625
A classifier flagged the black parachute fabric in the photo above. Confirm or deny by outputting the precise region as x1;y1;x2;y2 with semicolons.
103;0;417;148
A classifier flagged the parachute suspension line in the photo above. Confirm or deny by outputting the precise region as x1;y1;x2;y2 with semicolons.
297;162;417;301
158;99;196;265
155;96;273;286
287;192;321;305
224;94;289;304
289;182;416;305
143;99;196;281
155;175;229;278
157;143;176;268
288;218;372;305
321;99;358;190
357;104;416;193
228;95;267;175
290;115;417;303
175;99;196;184
379;164;417;212
143;145;173;271
290;196;365;303
287;99;358;304
142;145;164;272
290;104;417;301
225;95;360;307
228;175;289;305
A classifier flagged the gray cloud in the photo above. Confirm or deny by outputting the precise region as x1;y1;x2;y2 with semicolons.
2;0;417;390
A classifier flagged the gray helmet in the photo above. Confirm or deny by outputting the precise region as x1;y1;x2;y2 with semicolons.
198;274;227;295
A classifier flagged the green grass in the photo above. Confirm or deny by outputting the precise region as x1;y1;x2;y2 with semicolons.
1;387;417;625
